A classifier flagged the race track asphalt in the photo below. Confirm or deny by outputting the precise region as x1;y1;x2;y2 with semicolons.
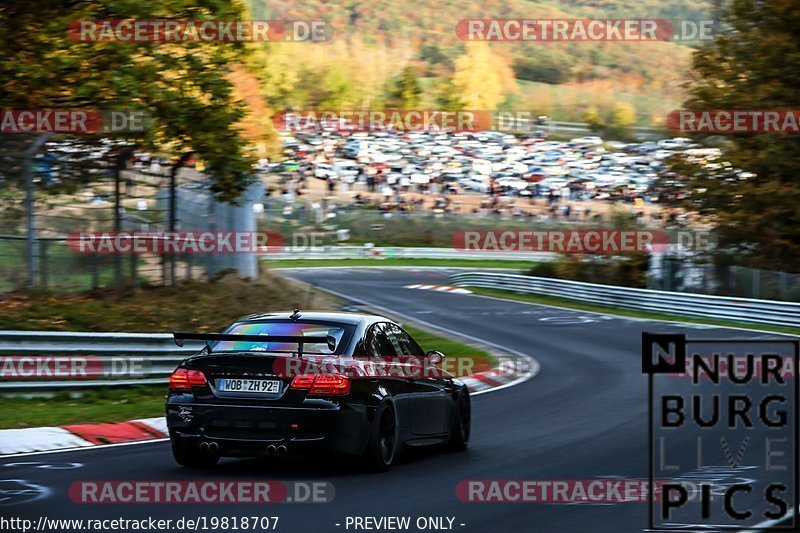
1;268;795;532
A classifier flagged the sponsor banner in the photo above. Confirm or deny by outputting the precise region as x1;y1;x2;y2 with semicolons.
68;20;332;42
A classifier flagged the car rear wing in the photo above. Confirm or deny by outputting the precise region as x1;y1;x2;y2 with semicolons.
173;332;336;355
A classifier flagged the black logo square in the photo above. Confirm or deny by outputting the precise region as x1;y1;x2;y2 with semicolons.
642;333;686;374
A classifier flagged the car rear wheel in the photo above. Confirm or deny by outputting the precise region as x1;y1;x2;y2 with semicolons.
171;441;220;468
448;390;470;451
364;403;397;472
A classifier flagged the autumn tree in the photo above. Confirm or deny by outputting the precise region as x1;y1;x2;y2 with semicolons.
449;43;517;110
672;0;800;271
0;0;256;201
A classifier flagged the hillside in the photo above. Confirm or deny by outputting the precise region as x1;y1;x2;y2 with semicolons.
244;0;711;125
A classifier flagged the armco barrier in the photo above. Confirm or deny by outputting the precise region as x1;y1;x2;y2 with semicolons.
450;272;800;328
0;332;204;392
259;246;556;262
0;328;529;394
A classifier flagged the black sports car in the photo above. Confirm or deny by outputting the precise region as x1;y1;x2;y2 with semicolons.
166;310;471;471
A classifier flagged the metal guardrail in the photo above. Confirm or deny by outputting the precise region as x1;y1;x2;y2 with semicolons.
259;246;556;262
5;270;796;392
510;118;663;140
0;332;204;392
450;272;800;328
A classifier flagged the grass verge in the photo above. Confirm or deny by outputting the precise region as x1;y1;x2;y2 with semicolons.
0;273;495;429
468;287;800;336
0;272;332;332
0;386;167;430
402;324;496;371
0;325;495;429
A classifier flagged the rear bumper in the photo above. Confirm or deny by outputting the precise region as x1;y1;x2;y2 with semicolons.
166;399;372;457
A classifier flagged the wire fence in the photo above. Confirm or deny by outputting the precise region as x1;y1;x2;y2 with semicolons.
2;135;798;300
0;135;221;291
649;257;800;301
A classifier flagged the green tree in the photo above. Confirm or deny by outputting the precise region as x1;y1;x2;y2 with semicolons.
388;65;422;108
674;0;800;271
0;0;255;202
250;46;300;109
319;63;357;108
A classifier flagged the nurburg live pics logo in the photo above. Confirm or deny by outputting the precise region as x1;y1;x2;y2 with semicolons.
642;333;799;530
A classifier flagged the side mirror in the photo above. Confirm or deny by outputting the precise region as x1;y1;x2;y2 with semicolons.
426;350;445;365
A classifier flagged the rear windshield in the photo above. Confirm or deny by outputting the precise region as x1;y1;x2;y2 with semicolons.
215;320;354;355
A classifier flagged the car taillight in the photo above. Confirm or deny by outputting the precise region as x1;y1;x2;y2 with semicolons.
187;370;207;386
311;374;351;395
290;373;350;395
169;368;189;390
169;368;207;390
290;374;316;389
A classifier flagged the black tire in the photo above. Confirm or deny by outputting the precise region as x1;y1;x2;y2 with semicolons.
448;389;470;451
171;441;220;468
364;403;397;472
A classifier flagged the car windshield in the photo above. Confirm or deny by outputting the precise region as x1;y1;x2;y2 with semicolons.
214;320;353;355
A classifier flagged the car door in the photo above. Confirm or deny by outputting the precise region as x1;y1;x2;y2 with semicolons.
362;323;413;432
385;324;451;436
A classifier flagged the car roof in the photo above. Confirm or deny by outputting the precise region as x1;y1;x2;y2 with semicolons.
234;310;390;326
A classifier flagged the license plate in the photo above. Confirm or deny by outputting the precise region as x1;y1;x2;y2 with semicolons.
218;378;281;393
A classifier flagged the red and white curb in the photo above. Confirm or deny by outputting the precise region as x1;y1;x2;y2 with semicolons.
0;359;529;456
404;284;472;294
0;417;167;455
460;358;531;393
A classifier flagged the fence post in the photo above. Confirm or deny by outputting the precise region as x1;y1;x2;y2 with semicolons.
665;259;672;291
752;268;760;299
779;271;788;300
114;164;121;288
24;165;37;289
113;147;136;290
168;152;195;286
39;239;48;290
22;135;49;289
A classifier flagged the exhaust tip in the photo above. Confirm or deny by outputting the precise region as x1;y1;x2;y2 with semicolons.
199;441;210;451
208;442;219;451
266;444;277;455
276;444;288;455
